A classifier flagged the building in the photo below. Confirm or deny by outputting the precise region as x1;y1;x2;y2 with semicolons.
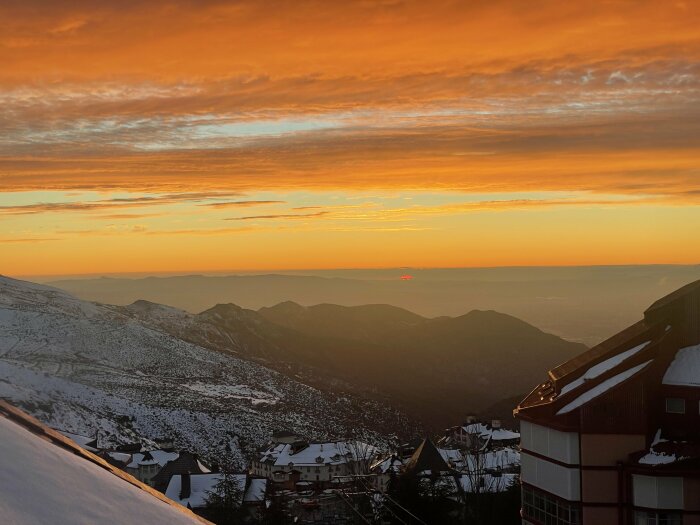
0;400;211;525
370;454;404;491
126;449;180;485
164;473;268;519
250;440;377;490
152;451;212;492
442;418;521;450
515;280;700;525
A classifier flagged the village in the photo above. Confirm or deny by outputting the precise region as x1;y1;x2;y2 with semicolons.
56;417;522;524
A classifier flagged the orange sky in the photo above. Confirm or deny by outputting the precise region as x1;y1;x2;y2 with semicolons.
1;0;699;275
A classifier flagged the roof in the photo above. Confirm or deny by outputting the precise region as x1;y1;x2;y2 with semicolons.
404;439;455;476
0;400;211;525
258;441;377;467
458;473;518;493
166;473;242;509
127;450;180;469
57;430;98;451
462;422;520;442
371;454;404;474
244;478;268;503
516;279;700;423
662;343;700;386
152;451;211;492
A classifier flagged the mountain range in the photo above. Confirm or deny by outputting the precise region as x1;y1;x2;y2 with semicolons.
0;276;408;464
1;275;586;449
118;297;586;423
44;265;700;346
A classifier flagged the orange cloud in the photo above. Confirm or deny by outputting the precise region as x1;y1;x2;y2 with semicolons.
1;1;699;274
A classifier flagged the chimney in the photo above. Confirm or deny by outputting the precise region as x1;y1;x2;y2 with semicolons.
179;473;191;500
491;419;501;429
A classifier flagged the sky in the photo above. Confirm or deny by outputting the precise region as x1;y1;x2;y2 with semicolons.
1;0;700;276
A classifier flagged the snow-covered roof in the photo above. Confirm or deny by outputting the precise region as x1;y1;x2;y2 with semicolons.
559;341;651;396
371;455;404;474
165;473;246;509
57;430;98;451
128;450;180;469
258;441;377;467
444;447;520;471
557;360;652;415
0;402;209;525
106;451;133;464
458;473;517;493
244;478;267;503
439;447;463;466
662;344;700;387
461;422;520;442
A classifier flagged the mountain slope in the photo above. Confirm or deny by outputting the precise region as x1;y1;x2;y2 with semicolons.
258;301;426;343
120;296;585;426
0;277;409;462
256;302;586;423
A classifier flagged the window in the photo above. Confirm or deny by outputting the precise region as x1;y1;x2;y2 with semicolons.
666;398;685;414
522;486;580;525
634;510;682;525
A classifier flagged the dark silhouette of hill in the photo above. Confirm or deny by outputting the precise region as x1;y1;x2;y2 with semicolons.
45;265;700;346
122;298;585;426
258;301;426;343
255;303;586;423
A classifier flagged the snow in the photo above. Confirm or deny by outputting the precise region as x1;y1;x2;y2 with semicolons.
371;455;404;474
0;276;397;463
446;447;520;471
462;422;520;441
662;344;700;386
557;360;653;415
559;341;651;396
637;428;686;466
0;414;204;525
58;430;98;451
165;473;246;509
107;451;133;463
458;473;518;493
638;450;683;465
128;450;179;469
259;441;377;467
244;478;268;503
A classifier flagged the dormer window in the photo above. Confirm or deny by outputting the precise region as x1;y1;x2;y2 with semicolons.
666;398;685;414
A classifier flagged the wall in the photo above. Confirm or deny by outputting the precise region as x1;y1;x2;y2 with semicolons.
521;420;579;464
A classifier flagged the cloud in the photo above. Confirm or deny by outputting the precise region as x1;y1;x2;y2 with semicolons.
199;200;285;208
0;237;62;243
226;211;330;221
0;191;244;215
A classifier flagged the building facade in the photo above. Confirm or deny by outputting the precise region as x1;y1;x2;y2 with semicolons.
250;440;376;490
515;280;700;525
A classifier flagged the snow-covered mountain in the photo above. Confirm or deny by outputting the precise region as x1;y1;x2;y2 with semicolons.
0;276;407;464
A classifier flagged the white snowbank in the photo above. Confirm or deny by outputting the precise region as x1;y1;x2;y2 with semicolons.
662;344;700;386
0;415;205;525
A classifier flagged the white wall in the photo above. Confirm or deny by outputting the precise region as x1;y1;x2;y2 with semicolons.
633;475;684;509
521;420;579;464
521;452;581;501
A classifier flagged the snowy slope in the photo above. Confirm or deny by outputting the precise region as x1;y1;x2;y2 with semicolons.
0;276;404;462
0;413;206;525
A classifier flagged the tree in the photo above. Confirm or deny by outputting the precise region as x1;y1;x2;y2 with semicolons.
205;456;245;525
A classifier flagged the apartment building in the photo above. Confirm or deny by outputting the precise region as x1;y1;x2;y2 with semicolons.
515;280;700;525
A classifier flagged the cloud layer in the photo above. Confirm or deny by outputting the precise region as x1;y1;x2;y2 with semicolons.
1;1;699;273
